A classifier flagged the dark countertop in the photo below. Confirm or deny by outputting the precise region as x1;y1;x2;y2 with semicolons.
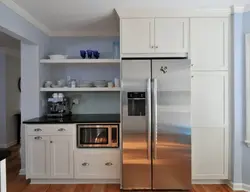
23;114;120;124
0;149;10;161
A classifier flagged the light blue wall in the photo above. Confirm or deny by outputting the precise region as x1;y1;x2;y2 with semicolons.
242;11;250;186
49;37;119;59
48;37;120;114
232;13;244;184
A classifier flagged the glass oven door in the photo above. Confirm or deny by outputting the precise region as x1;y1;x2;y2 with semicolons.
77;125;110;147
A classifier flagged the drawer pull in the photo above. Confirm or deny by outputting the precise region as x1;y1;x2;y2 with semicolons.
105;162;113;166
34;136;42;140
34;128;42;132
58;128;66;132
82;162;89;166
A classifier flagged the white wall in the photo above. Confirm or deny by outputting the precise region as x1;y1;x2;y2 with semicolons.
0;32;20;147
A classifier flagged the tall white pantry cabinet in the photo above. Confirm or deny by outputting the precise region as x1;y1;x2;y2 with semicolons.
120;15;230;181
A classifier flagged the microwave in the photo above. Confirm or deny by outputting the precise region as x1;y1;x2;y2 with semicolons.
77;123;119;148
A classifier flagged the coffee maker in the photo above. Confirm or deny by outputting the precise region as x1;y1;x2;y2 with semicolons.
47;93;71;117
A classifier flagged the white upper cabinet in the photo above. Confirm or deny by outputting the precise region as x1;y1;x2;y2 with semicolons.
121;18;189;55
190;18;228;71
121;18;154;54
154;18;189;53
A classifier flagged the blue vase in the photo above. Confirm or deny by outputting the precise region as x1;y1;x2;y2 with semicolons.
80;50;86;59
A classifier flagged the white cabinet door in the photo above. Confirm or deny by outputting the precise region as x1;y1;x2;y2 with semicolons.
26;136;50;178
155;18;189;53
50;136;73;178
192;127;228;179
190;18;228;71
121;18;154;54
191;72;228;128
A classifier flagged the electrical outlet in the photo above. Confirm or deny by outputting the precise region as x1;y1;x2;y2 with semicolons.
73;98;79;105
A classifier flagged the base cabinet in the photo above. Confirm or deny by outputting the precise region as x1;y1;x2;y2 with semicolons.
26;136;51;178
74;150;120;180
51;136;73;178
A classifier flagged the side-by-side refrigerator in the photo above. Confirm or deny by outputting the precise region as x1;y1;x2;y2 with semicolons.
121;59;191;191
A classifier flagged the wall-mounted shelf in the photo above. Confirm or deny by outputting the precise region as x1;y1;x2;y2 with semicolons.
40;87;121;92
40;59;120;64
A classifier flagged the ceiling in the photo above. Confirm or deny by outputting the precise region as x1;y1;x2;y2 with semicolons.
3;0;250;36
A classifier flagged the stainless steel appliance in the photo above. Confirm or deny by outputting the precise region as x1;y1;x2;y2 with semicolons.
47;95;71;117
77;124;119;148
122;59;191;191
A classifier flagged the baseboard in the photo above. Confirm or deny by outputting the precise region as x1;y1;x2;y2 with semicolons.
30;179;120;184
19;169;26;176
0;140;17;148
228;181;250;191
192;179;228;184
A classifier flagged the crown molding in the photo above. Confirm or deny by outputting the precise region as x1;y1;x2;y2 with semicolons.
231;5;245;13
49;30;119;37
1;0;50;35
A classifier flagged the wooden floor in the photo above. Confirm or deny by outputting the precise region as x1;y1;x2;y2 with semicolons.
5;145;243;192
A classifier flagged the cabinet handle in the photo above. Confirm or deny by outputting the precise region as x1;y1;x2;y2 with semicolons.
82;162;89;166
105;162;113;166
34;136;42;140
50;141;53;143
155;46;158;48
191;75;194;78
34;128;42;132
191;64;194;67
151;46;154;48
58;128;66;132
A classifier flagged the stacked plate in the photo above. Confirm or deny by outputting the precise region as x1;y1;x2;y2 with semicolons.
93;80;107;87
79;81;93;87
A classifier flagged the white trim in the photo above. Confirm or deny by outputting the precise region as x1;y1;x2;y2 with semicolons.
231;5;245;13
0;160;7;192
40;87;121;92
30;179;120;184
1;0;50;35
19;168;26;176
243;183;250;192
228;181;250;191
49;31;119;37
40;59;120;64
192;179;228;184
0;140;18;148
246;33;250;147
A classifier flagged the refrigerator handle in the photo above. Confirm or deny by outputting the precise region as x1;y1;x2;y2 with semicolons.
153;78;158;159
147;78;152;160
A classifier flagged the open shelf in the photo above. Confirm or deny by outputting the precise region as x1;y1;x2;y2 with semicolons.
40;87;121;92
40;59;120;64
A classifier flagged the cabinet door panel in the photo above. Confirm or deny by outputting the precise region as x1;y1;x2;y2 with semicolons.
155;18;189;53
192;127;227;179
50;136;73;178
121;18;154;54
27;136;50;178
191;72;228;127
190;18;228;70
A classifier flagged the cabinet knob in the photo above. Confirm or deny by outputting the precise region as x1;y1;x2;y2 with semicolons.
34;136;42;140
34;128;42;132
105;162;113;166
155;46;158;48
151;46;154;48
50;141;53;143
191;64;194;67
191;75;194;78
58;128;66;132
82;162;89;166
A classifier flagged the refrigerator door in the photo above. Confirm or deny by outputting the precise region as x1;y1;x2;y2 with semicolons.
152;59;191;190
121;60;152;190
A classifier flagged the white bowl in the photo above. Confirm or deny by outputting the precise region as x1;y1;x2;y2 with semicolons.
48;55;68;60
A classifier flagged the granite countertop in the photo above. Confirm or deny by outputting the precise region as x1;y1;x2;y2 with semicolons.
23;114;120;124
0;149;10;161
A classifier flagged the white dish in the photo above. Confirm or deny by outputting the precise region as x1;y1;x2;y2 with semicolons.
48;54;68;60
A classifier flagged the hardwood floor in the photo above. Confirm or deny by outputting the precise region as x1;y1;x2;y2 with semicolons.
5;145;244;192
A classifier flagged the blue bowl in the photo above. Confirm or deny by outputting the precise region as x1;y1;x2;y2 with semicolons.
87;50;93;59
80;50;86;59
93;50;100;59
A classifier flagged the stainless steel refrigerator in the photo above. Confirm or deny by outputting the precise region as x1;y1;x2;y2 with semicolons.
121;59;191;191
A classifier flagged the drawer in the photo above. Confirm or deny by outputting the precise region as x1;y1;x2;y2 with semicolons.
74;150;120;179
26;124;74;135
